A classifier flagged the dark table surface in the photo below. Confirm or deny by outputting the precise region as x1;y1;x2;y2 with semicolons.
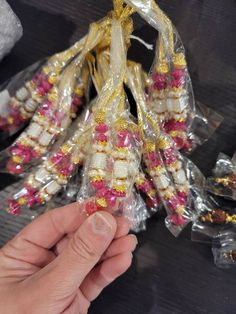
0;1;236;313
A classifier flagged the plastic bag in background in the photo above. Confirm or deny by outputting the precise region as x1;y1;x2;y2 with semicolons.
212;230;236;269
206;152;236;200
0;0;22;61
183;101;223;154
191;192;236;244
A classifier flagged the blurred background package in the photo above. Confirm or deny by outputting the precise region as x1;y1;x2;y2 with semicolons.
0;0;23;61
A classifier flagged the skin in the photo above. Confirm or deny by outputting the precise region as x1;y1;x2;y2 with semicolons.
0;202;137;314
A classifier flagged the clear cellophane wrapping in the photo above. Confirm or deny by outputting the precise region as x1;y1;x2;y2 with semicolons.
0;20;112;176
127;62;205;236
206;152;236;200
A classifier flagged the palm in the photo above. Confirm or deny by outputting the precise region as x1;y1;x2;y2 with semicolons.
0;203;136;314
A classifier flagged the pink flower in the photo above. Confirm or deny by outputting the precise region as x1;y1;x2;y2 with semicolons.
170;214;186;226
95;123;109;133
95;133;108;142
8;200;20;215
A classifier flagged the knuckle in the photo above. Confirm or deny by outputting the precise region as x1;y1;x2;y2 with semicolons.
70;234;98;262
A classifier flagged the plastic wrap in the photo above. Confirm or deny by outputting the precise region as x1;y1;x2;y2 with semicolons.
127;62;205;236
212;230;236;268
0;37;86;135
206;152;236;200
77;18;146;230
191;193;236;243
3;108;93;216
0;20;111;176
0;0;23;61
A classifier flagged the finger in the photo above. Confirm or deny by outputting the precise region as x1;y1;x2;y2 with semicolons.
16;202;88;250
53;217;130;256
115;217;130;238
80;252;133;302
39;211;117;293
101;234;137;262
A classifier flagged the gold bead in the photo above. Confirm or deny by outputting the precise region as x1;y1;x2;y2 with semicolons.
145;141;155;152
163;190;174;200
48;88;58;102
114;118;128;131
61;143;72;154
173;53;187;69
18;197;27;206
96;197;107;208
113;185;126;193
7;117;14;125
158;138;170;150
156;62;169;74
176;205;185;215
74;86;84;97
94;110;106;124
48;74;58;85
12;155;24;164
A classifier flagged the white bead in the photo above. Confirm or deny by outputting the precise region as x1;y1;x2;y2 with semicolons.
154;99;167;113
112;151;127;159
26;174;41;189
45;181;61;195
173;169;187;184
16;87;29;101
40;191;51;202
39;131;54;146
25;98;37;112
114;160;128;179
155;174;169;189
167;96;188;113
129;161;139;176
152;90;166;99
90;152;106;170
27;123;43;139
35;168;51;183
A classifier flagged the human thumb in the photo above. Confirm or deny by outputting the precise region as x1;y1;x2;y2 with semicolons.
41;211;117;294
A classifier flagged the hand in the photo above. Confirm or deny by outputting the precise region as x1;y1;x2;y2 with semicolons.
0;202;137;314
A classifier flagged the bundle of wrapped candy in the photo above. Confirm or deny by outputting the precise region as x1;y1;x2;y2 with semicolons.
0;0;222;235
